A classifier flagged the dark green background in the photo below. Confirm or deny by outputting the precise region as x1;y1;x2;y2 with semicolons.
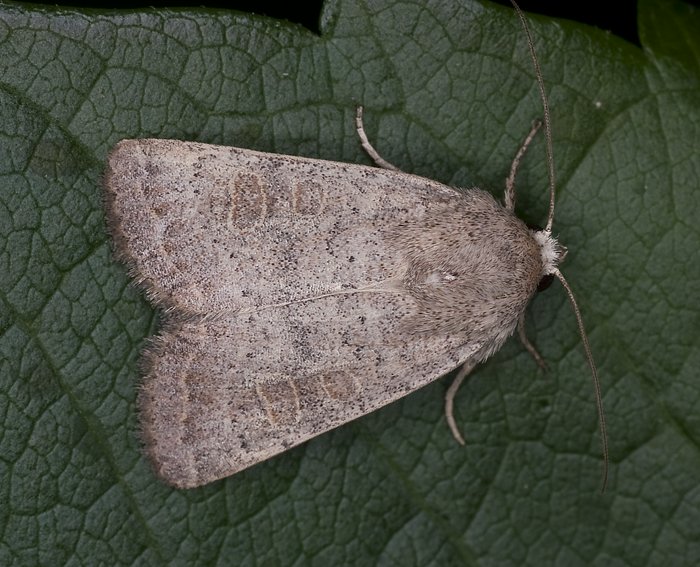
1;0;698;564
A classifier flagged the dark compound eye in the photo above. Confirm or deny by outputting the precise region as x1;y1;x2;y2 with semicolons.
537;274;554;292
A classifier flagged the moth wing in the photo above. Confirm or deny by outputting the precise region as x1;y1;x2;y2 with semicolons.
140;306;483;489
105;139;456;315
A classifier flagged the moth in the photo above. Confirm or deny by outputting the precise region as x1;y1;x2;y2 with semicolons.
103;2;607;489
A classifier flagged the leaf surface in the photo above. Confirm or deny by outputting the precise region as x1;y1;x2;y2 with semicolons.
1;0;699;564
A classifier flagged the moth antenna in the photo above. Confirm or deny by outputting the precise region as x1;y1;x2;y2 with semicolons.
512;0;608;492
554;268;609;493
510;0;556;232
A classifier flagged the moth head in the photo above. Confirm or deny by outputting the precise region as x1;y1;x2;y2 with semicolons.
533;229;566;277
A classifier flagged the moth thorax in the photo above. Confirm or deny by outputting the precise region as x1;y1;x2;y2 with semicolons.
533;229;566;275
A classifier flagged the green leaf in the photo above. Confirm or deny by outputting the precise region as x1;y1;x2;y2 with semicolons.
1;0;699;564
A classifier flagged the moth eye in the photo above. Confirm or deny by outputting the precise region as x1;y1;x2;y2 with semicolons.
537;274;554;292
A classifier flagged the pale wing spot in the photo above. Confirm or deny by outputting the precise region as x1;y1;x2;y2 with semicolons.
318;370;361;401
292;179;325;215
207;181;233;224
256;376;301;426
232;172;270;229
207;173;272;229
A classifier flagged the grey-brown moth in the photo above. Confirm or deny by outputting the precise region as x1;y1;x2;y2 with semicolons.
103;1;607;489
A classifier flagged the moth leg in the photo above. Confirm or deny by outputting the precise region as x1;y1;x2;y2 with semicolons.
517;311;547;370
445;359;477;445
355;106;401;171
504;120;542;212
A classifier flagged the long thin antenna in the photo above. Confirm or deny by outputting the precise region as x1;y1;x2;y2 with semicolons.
510;1;557;232
511;1;609;492
554;269;609;492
